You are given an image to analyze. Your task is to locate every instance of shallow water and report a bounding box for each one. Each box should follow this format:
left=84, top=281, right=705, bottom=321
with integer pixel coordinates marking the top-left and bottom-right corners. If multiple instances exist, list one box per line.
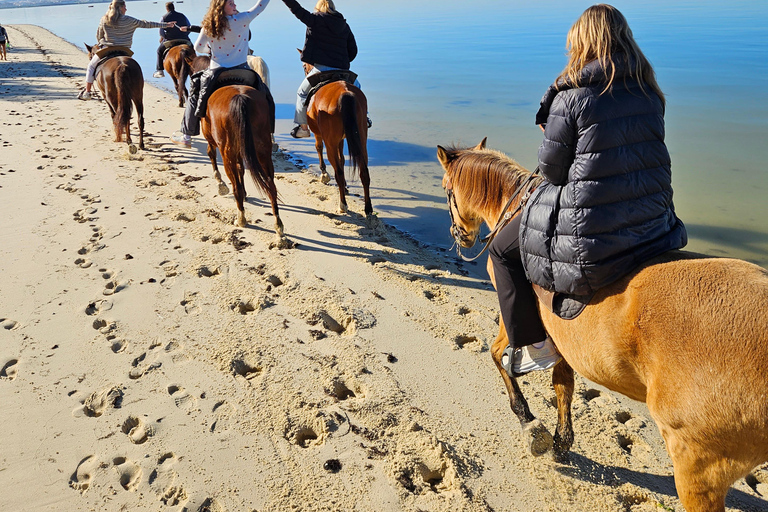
left=3, top=0, right=768, bottom=266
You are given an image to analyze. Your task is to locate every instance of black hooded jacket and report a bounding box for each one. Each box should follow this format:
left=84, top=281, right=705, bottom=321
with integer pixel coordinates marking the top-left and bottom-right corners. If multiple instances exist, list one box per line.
left=282, top=0, right=357, bottom=69
left=519, top=55, right=687, bottom=295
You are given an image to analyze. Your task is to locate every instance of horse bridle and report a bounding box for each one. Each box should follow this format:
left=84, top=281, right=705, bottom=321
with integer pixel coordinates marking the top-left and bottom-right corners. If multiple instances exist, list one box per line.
left=446, top=168, right=541, bottom=262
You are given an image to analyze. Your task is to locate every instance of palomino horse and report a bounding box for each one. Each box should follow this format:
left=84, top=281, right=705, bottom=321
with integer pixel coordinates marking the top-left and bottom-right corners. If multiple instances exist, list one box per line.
left=163, top=43, right=195, bottom=107
left=301, top=61, right=372, bottom=218
left=201, top=76, right=285, bottom=244
left=437, top=138, right=768, bottom=512
left=85, top=44, right=144, bottom=150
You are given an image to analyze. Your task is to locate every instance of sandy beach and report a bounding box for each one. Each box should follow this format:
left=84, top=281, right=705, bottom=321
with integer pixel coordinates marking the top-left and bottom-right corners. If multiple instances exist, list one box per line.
left=1, top=25, right=766, bottom=512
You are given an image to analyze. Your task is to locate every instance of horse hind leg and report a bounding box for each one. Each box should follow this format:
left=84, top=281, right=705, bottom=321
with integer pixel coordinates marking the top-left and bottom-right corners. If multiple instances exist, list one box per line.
left=326, top=139, right=348, bottom=214
left=490, top=323, right=553, bottom=456
left=207, top=144, right=229, bottom=196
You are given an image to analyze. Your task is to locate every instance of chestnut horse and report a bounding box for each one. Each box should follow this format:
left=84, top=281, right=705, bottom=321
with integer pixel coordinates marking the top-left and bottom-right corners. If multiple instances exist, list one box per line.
left=201, top=80, right=285, bottom=244
left=85, top=44, right=144, bottom=150
left=437, top=138, right=768, bottom=512
left=302, top=61, right=372, bottom=218
left=163, top=43, right=195, bottom=107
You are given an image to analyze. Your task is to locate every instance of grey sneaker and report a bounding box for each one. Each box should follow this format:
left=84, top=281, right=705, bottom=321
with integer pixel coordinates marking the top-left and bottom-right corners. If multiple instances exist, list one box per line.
left=77, top=89, right=92, bottom=100
left=170, top=131, right=191, bottom=148
left=290, top=125, right=310, bottom=138
left=153, top=70, right=165, bottom=78
left=501, top=337, right=562, bottom=376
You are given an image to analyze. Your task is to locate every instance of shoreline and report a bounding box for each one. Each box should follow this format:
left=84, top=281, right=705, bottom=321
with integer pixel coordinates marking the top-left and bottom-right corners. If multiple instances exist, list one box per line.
left=2, top=24, right=767, bottom=512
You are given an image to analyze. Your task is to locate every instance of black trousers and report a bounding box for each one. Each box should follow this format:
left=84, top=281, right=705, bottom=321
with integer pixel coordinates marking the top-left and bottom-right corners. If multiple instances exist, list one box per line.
left=488, top=215, right=547, bottom=349
left=156, top=43, right=166, bottom=72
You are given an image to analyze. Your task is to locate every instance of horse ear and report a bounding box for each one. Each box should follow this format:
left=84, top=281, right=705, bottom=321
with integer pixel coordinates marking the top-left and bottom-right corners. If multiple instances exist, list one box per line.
left=85, top=43, right=92, bottom=52
left=475, top=137, right=487, bottom=150
left=437, top=145, right=451, bottom=168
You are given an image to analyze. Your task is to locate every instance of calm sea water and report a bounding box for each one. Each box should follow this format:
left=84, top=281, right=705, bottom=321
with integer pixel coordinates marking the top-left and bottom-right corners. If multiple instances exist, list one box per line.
left=3, top=0, right=768, bottom=266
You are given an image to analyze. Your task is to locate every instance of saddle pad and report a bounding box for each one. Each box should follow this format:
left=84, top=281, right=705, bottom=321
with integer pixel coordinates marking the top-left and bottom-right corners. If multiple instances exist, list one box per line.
left=163, top=39, right=192, bottom=49
left=216, top=68, right=259, bottom=88
left=532, top=284, right=593, bottom=320
left=95, top=46, right=133, bottom=59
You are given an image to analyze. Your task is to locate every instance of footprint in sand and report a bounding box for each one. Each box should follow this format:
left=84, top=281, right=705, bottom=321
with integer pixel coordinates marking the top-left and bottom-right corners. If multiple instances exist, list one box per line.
left=113, top=456, right=143, bottom=492
left=197, top=497, right=225, bottom=512
left=148, top=452, right=189, bottom=506
left=1, top=359, right=19, bottom=380
left=76, top=385, right=123, bottom=418
left=210, top=401, right=237, bottom=433
left=180, top=291, right=200, bottom=315
left=0, top=318, right=19, bottom=330
left=122, top=415, right=153, bottom=444
left=85, top=299, right=112, bottom=316
left=129, top=352, right=162, bottom=380
left=69, top=455, right=99, bottom=494
left=74, top=257, right=92, bottom=269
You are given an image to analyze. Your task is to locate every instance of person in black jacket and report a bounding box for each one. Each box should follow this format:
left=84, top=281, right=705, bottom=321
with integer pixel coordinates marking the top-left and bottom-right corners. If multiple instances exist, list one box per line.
left=491, top=4, right=687, bottom=376
left=153, top=2, right=191, bottom=78
left=281, top=0, right=364, bottom=138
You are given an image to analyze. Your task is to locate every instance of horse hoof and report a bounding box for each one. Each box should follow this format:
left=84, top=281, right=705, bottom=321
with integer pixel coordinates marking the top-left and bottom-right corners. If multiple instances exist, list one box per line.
left=320, top=172, right=331, bottom=185
left=218, top=183, right=230, bottom=196
left=524, top=419, right=553, bottom=457
left=235, top=214, right=247, bottom=227
left=269, top=236, right=294, bottom=250
left=127, top=144, right=138, bottom=155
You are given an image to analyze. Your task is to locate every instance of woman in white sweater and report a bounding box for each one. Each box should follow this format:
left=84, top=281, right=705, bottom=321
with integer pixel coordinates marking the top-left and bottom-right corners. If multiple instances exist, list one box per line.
left=78, top=0, right=175, bottom=100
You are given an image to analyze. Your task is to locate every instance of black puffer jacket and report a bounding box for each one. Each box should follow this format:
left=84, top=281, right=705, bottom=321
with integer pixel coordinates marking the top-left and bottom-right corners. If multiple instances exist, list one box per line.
left=282, top=0, right=357, bottom=69
left=520, top=56, right=687, bottom=295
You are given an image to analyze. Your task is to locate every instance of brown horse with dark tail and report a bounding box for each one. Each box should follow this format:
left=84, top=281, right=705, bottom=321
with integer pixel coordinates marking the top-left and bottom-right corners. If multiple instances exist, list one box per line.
left=85, top=44, right=145, bottom=150
left=438, top=138, right=768, bottom=512
left=163, top=43, right=195, bottom=107
left=302, top=59, right=372, bottom=219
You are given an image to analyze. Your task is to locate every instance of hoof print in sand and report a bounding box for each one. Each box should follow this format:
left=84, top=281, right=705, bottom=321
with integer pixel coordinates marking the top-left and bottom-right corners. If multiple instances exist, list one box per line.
left=197, top=497, right=225, bottom=512
left=167, top=384, right=196, bottom=409
left=0, top=318, right=19, bottom=330
left=1, top=359, right=19, bottom=380
left=230, top=358, right=262, bottom=381
left=122, top=415, right=153, bottom=444
left=79, top=385, right=123, bottom=418
left=113, top=456, right=142, bottom=492
left=453, top=334, right=485, bottom=352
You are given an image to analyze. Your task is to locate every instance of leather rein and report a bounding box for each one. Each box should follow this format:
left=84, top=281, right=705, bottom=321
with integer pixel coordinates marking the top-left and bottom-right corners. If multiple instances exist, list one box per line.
left=446, top=168, right=541, bottom=262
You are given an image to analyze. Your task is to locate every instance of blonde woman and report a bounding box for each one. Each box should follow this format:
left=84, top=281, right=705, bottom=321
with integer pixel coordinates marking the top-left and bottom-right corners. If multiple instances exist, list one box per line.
left=281, top=0, right=366, bottom=138
left=491, top=4, right=687, bottom=375
left=170, top=0, right=271, bottom=147
left=78, top=0, right=175, bottom=99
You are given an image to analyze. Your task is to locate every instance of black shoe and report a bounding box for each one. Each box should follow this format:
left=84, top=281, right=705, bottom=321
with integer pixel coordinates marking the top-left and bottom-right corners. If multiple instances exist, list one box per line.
left=367, top=116, right=372, bottom=128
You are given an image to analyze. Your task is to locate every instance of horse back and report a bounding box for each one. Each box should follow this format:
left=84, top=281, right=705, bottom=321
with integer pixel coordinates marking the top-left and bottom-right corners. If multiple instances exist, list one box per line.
left=543, top=250, right=768, bottom=430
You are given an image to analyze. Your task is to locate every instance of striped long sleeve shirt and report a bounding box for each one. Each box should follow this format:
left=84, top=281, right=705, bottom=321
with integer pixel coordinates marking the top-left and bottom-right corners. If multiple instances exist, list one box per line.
left=96, top=15, right=165, bottom=48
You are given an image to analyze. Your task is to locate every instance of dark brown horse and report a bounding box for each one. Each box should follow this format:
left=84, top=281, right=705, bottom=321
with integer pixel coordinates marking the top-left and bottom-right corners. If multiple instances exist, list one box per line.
left=85, top=44, right=144, bottom=150
left=163, top=43, right=195, bottom=107
left=438, top=138, right=768, bottom=512
left=302, top=61, right=372, bottom=218
left=201, top=80, right=285, bottom=245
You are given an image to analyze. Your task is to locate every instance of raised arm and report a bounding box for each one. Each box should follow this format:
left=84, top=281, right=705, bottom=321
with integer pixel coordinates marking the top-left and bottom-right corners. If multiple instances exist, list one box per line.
left=281, top=0, right=316, bottom=27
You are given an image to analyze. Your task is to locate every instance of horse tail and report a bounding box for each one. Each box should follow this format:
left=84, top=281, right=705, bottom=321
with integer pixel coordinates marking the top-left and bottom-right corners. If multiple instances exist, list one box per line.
left=340, top=92, right=361, bottom=177
left=114, top=62, right=132, bottom=142
left=231, top=93, right=271, bottom=197
left=179, top=46, right=193, bottom=89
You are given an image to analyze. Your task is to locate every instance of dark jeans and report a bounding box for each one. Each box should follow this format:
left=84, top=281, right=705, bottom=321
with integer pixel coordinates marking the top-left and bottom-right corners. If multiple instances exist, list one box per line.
left=489, top=215, right=547, bottom=349
left=156, top=43, right=166, bottom=72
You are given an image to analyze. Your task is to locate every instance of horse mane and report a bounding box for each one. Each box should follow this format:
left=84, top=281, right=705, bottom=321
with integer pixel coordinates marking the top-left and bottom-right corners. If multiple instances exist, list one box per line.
left=443, top=145, right=539, bottom=215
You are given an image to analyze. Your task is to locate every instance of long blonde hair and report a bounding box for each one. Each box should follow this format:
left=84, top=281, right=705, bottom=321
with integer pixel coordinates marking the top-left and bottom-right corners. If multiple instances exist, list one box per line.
left=201, top=0, right=230, bottom=40
left=315, top=0, right=337, bottom=14
left=101, top=0, right=126, bottom=27
left=558, top=4, right=664, bottom=105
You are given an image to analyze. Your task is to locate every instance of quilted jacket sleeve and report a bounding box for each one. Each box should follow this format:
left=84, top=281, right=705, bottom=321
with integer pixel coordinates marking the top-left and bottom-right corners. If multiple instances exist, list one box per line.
left=537, top=92, right=577, bottom=186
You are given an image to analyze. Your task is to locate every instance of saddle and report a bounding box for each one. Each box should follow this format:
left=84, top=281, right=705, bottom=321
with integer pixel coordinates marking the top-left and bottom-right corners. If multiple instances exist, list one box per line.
left=193, top=67, right=275, bottom=133
left=93, top=46, right=133, bottom=77
left=304, top=70, right=358, bottom=107
left=532, top=284, right=593, bottom=320
left=161, top=39, right=192, bottom=61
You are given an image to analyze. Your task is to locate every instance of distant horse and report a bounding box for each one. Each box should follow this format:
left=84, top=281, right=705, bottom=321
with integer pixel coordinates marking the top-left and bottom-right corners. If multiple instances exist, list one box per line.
left=163, top=43, right=196, bottom=107
left=301, top=60, right=372, bottom=218
left=201, top=73, right=285, bottom=244
left=191, top=54, right=270, bottom=87
left=85, top=44, right=144, bottom=150
left=438, top=138, right=768, bottom=512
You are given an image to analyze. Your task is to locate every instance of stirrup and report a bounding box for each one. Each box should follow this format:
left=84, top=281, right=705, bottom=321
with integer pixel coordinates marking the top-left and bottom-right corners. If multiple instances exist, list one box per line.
left=501, top=344, right=517, bottom=378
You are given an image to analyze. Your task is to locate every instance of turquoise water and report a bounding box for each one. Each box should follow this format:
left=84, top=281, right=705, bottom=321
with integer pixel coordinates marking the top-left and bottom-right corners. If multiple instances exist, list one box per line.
left=3, top=0, right=768, bottom=266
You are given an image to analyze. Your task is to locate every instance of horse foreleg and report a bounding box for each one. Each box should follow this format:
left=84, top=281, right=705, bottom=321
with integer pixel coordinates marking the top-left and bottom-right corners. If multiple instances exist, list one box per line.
left=551, top=359, right=574, bottom=460
left=359, top=163, right=373, bottom=219
left=314, top=134, right=330, bottom=185
left=327, top=141, right=347, bottom=214
left=207, top=144, right=229, bottom=196
left=662, top=433, right=730, bottom=512
left=135, top=97, right=144, bottom=151
left=490, top=322, right=553, bottom=456
left=223, top=154, right=247, bottom=227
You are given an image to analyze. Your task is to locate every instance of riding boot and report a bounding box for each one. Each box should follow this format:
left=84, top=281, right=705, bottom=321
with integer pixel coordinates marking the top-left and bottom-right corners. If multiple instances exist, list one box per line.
left=194, top=67, right=224, bottom=118
left=181, top=71, right=203, bottom=136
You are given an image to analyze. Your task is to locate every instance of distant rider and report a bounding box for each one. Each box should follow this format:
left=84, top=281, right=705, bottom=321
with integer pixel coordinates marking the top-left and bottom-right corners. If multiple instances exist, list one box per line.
left=153, top=1, right=191, bottom=78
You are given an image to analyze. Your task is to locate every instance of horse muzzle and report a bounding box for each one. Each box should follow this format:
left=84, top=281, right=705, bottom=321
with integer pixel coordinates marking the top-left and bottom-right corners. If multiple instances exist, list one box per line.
left=450, top=224, right=478, bottom=248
